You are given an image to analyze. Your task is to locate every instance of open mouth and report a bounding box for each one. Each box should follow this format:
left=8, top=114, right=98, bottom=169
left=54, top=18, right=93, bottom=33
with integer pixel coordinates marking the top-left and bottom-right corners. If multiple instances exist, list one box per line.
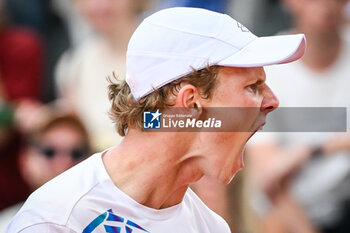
left=246, top=121, right=266, bottom=142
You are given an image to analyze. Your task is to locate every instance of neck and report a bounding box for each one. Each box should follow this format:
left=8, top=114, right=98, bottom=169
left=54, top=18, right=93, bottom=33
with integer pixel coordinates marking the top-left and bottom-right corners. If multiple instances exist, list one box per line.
left=102, top=131, right=204, bottom=209
left=294, top=26, right=342, bottom=72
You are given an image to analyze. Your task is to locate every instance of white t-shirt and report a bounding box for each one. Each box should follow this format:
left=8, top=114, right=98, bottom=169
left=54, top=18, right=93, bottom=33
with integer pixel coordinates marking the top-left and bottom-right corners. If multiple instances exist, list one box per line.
left=250, top=38, right=350, bottom=227
left=0, top=203, right=23, bottom=233
left=6, top=152, right=230, bottom=233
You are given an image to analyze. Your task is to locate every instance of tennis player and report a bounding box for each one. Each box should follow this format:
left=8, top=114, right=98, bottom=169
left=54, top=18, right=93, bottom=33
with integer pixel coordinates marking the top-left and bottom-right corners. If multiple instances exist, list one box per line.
left=7, top=7, right=305, bottom=233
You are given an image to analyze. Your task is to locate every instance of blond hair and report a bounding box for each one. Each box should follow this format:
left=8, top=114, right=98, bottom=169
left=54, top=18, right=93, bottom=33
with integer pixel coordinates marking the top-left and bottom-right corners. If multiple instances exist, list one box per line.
left=108, top=66, right=219, bottom=136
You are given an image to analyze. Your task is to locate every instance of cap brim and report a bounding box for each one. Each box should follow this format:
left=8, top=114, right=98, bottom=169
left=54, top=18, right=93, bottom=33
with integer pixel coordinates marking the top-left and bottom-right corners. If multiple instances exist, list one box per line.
left=218, top=34, right=306, bottom=67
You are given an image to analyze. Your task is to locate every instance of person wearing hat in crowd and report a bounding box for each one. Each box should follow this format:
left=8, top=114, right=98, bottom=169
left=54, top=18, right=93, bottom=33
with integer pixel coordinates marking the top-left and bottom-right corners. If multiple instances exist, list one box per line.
left=6, top=7, right=305, bottom=233
left=0, top=109, right=92, bottom=232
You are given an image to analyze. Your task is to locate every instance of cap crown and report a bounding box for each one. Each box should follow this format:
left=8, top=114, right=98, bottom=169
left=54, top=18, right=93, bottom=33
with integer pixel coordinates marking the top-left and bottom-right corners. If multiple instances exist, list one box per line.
left=126, top=7, right=257, bottom=100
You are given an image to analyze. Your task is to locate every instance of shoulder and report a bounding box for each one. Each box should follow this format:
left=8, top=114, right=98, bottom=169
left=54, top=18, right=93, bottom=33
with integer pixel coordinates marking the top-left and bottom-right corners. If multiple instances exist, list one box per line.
left=6, top=153, right=104, bottom=233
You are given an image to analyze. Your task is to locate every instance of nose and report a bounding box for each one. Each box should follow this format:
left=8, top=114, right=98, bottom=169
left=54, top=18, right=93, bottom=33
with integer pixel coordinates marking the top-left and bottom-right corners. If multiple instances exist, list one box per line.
left=261, top=85, right=279, bottom=114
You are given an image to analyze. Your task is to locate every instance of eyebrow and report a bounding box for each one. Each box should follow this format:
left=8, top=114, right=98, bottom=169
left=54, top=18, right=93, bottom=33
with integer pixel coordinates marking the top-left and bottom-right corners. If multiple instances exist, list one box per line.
left=247, top=75, right=265, bottom=85
left=255, top=79, right=265, bottom=85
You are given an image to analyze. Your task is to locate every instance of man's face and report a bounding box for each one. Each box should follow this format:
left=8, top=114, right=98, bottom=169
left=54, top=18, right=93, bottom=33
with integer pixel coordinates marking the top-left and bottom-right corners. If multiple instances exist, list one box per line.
left=197, top=67, right=278, bottom=183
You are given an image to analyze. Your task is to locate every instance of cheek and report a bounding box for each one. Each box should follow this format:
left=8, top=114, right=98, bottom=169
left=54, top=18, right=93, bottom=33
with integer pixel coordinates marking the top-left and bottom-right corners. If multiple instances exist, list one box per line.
left=219, top=93, right=261, bottom=131
left=207, top=133, right=242, bottom=160
left=220, top=82, right=262, bottom=107
left=240, top=90, right=262, bottom=107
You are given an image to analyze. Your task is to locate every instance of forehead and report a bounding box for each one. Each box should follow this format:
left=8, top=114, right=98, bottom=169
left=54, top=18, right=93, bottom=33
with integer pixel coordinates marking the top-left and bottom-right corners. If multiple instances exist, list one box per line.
left=218, top=66, right=265, bottom=83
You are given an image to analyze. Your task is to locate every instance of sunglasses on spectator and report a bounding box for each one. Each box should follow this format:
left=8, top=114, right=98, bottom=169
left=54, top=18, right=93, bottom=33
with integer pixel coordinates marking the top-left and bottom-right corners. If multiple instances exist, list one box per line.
left=34, top=144, right=90, bottom=160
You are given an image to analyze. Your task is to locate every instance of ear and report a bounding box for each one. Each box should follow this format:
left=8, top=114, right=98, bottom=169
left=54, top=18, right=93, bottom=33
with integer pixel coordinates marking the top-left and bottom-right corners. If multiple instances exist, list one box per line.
left=174, top=83, right=202, bottom=116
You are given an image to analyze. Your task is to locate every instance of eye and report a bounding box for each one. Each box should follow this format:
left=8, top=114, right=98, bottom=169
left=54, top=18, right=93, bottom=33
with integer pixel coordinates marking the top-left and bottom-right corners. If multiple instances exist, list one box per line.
left=246, top=84, right=258, bottom=94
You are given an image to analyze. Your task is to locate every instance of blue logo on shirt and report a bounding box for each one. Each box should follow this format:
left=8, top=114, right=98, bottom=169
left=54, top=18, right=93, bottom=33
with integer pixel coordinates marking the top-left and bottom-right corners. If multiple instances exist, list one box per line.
left=82, top=209, right=149, bottom=233
left=143, top=110, right=161, bottom=129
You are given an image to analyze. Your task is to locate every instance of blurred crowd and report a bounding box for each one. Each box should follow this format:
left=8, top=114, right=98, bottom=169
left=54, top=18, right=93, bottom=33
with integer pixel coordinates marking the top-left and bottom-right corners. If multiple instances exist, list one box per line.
left=1, top=0, right=350, bottom=232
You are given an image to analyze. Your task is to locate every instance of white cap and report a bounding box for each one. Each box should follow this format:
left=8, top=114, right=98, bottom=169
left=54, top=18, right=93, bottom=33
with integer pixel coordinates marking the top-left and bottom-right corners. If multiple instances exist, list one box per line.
left=126, top=7, right=306, bottom=100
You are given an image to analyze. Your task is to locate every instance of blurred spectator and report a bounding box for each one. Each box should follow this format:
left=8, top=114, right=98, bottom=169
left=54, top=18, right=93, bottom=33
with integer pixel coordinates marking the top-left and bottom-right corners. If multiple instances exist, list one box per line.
left=4, top=0, right=70, bottom=102
left=247, top=0, right=350, bottom=232
left=19, top=111, right=92, bottom=189
left=55, top=0, right=150, bottom=150
left=0, top=0, right=44, bottom=212
left=0, top=109, right=92, bottom=232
